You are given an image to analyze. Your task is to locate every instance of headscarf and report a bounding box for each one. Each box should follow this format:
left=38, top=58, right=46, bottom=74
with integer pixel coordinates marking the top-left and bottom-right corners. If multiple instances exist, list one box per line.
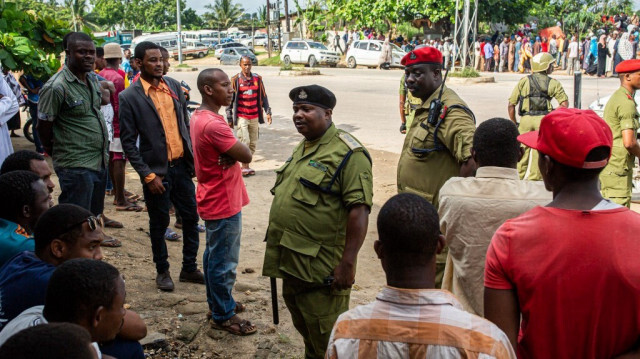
left=619, top=32, right=634, bottom=60
left=598, top=34, right=606, bottom=47
left=589, top=36, right=598, bottom=57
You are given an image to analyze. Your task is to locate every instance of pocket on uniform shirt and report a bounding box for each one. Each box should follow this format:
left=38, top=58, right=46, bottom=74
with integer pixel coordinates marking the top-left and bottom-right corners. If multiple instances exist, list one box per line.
left=409, top=122, right=434, bottom=152
left=64, top=98, right=86, bottom=116
left=291, top=164, right=328, bottom=206
left=279, top=230, right=322, bottom=283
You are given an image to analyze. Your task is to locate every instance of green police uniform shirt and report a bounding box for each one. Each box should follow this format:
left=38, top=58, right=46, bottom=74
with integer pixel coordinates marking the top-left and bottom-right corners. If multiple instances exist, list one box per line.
left=400, top=75, right=423, bottom=130
left=397, top=85, right=475, bottom=209
left=262, top=124, right=373, bottom=284
left=600, top=86, right=640, bottom=202
left=508, top=73, right=568, bottom=116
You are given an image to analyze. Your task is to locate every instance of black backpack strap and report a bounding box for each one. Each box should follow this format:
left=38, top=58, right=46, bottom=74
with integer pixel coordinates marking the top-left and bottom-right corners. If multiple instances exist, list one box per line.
left=299, top=149, right=372, bottom=197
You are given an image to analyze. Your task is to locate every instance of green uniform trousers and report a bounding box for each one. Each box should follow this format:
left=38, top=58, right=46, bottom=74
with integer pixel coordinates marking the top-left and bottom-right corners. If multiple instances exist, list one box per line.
left=600, top=173, right=633, bottom=207
left=518, top=114, right=544, bottom=181
left=283, top=279, right=350, bottom=359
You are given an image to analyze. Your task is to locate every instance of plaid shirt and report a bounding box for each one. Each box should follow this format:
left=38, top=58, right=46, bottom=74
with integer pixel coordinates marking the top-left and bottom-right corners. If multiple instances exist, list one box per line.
left=326, top=287, right=516, bottom=359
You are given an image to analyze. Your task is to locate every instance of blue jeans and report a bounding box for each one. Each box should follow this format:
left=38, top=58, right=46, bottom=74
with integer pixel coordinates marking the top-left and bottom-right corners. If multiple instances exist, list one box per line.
left=204, top=212, right=242, bottom=322
left=28, top=101, right=44, bottom=154
left=141, top=160, right=199, bottom=274
left=56, top=167, right=106, bottom=216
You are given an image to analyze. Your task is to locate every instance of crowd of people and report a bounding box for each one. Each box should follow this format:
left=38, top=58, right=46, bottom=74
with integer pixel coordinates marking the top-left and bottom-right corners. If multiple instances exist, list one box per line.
left=0, top=24, right=639, bottom=359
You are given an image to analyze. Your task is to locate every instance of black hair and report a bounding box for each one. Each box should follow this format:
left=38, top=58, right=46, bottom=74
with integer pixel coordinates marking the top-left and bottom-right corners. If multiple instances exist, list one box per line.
left=65, top=32, right=93, bottom=51
left=0, top=171, right=42, bottom=223
left=197, top=68, right=225, bottom=94
left=0, top=323, right=95, bottom=359
left=240, top=56, right=253, bottom=64
left=0, top=150, right=45, bottom=175
left=159, top=47, right=169, bottom=55
left=545, top=146, right=611, bottom=182
left=377, top=193, right=440, bottom=264
left=44, top=258, right=121, bottom=324
left=33, top=204, right=93, bottom=256
left=106, top=57, right=120, bottom=66
left=96, top=46, right=104, bottom=58
left=134, top=41, right=161, bottom=60
left=473, top=118, right=521, bottom=167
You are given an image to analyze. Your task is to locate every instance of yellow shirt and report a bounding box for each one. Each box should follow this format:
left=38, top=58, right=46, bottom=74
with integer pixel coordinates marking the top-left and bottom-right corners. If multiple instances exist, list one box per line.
left=140, top=77, right=184, bottom=183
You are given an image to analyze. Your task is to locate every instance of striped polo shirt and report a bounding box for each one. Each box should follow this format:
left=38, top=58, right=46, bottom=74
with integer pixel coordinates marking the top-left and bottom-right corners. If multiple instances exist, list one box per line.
left=237, top=74, right=260, bottom=120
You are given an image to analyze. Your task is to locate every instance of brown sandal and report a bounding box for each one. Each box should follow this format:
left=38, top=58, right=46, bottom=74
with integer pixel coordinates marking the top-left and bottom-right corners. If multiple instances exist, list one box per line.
left=210, top=316, right=256, bottom=336
left=206, top=303, right=245, bottom=320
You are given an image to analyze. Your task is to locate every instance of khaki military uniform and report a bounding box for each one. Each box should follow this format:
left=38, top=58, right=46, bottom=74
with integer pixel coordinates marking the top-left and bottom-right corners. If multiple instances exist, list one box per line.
left=600, top=87, right=640, bottom=207
left=509, top=73, right=568, bottom=181
left=263, top=124, right=373, bottom=359
left=400, top=74, right=424, bottom=131
left=397, top=85, right=475, bottom=287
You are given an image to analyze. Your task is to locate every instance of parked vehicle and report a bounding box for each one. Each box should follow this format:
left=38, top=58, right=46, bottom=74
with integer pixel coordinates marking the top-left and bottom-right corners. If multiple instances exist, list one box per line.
left=214, top=42, right=249, bottom=58
left=345, top=40, right=405, bottom=69
left=178, top=41, right=209, bottom=58
left=220, top=47, right=258, bottom=65
left=280, top=40, right=340, bottom=67
left=131, top=33, right=179, bottom=56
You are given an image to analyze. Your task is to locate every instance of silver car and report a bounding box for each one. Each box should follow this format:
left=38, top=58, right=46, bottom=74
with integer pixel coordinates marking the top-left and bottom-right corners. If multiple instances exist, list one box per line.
left=220, top=47, right=258, bottom=65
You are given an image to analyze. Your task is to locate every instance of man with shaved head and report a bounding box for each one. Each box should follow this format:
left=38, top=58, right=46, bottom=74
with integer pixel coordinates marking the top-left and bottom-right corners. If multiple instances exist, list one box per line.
left=190, top=68, right=255, bottom=335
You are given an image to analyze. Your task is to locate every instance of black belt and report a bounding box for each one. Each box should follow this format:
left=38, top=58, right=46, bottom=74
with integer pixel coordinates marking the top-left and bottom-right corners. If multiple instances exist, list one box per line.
left=168, top=157, right=183, bottom=167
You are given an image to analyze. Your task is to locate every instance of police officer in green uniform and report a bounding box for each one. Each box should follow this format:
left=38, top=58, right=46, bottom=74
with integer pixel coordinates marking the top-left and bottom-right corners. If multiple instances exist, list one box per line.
left=508, top=52, right=569, bottom=181
left=600, top=59, right=640, bottom=207
left=262, top=85, right=373, bottom=359
left=399, top=73, right=423, bottom=133
left=396, top=46, right=476, bottom=288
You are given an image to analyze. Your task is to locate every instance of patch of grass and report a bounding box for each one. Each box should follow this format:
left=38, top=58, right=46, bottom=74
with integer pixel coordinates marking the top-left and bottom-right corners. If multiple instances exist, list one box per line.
left=280, top=64, right=293, bottom=71
left=259, top=55, right=282, bottom=66
left=449, top=67, right=480, bottom=78
left=176, top=63, right=192, bottom=68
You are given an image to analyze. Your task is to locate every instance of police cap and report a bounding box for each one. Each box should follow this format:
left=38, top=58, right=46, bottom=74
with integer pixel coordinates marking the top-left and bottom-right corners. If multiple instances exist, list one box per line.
left=289, top=85, right=337, bottom=109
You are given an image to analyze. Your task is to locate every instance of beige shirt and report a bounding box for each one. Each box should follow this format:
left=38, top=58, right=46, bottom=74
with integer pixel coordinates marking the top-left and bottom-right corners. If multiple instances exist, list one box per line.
left=438, top=166, right=551, bottom=316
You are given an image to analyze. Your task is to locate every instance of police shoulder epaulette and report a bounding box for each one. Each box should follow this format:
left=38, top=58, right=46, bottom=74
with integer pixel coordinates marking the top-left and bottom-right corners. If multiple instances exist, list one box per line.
left=338, top=131, right=362, bottom=150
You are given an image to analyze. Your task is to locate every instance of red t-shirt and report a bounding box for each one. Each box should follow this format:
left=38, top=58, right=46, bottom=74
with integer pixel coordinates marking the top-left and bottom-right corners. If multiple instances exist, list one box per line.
left=485, top=206, right=640, bottom=359
left=98, top=68, right=125, bottom=137
left=189, top=109, right=249, bottom=220
left=541, top=42, right=549, bottom=53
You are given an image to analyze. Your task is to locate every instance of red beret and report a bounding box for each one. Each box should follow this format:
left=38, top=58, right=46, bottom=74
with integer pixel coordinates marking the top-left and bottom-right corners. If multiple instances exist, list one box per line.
left=615, top=59, right=640, bottom=73
left=401, top=46, right=443, bottom=67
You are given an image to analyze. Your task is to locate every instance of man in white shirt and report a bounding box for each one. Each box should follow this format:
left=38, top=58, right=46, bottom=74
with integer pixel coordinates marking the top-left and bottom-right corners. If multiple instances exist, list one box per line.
left=0, top=70, right=19, bottom=166
left=567, top=35, right=580, bottom=75
left=439, top=118, right=551, bottom=315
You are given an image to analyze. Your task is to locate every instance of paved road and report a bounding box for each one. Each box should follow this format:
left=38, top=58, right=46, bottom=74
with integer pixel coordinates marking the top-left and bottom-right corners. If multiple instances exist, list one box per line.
left=172, top=64, right=621, bottom=154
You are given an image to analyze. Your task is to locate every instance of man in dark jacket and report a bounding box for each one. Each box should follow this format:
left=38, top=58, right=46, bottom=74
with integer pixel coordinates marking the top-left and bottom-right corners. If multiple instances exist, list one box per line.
left=226, top=56, right=272, bottom=176
left=119, top=41, right=204, bottom=291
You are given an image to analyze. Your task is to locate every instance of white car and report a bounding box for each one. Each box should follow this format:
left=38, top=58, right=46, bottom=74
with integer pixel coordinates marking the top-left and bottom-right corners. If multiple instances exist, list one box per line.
left=280, top=40, right=340, bottom=67
left=214, top=42, right=247, bottom=58
left=345, top=40, right=406, bottom=69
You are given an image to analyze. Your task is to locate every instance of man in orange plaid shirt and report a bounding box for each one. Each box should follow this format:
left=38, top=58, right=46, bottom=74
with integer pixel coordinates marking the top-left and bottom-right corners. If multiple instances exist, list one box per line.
left=326, top=193, right=515, bottom=359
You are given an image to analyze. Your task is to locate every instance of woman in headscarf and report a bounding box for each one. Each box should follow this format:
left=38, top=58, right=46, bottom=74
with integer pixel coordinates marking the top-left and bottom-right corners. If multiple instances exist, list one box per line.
left=514, top=36, right=522, bottom=72
left=597, top=34, right=610, bottom=77
left=585, top=36, right=598, bottom=75
left=378, top=34, right=392, bottom=70
left=519, top=37, right=533, bottom=73
left=582, top=37, right=591, bottom=70
left=618, top=32, right=634, bottom=63
left=607, top=32, right=617, bottom=76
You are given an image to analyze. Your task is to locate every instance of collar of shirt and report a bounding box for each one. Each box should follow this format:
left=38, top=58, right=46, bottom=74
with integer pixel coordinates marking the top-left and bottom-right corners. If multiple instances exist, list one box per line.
left=301, top=123, right=337, bottom=155
left=61, top=66, right=93, bottom=85
left=376, top=286, right=464, bottom=309
left=240, top=72, right=254, bottom=81
left=475, top=166, right=519, bottom=180
left=140, top=76, right=169, bottom=97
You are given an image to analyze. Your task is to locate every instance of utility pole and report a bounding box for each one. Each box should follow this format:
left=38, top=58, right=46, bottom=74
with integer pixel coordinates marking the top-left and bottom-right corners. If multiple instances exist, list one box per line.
left=266, top=0, right=272, bottom=58
left=277, top=0, right=282, bottom=51
left=176, top=0, right=183, bottom=64
left=284, top=0, right=290, bottom=32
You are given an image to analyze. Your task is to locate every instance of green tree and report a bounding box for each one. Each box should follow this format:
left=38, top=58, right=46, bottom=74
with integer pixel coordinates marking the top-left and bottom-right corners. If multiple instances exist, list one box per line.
left=90, top=0, right=126, bottom=29
left=64, top=0, right=100, bottom=31
left=203, top=0, right=244, bottom=30
left=0, top=2, right=69, bottom=78
left=183, top=8, right=204, bottom=30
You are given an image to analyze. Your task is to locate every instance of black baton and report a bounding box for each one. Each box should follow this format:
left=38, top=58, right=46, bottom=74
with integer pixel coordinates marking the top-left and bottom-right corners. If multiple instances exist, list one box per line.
left=270, top=277, right=279, bottom=325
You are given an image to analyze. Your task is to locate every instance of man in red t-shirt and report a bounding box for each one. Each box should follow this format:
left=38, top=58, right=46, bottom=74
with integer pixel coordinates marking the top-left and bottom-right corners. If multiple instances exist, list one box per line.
left=189, top=68, right=257, bottom=336
left=484, top=108, right=640, bottom=359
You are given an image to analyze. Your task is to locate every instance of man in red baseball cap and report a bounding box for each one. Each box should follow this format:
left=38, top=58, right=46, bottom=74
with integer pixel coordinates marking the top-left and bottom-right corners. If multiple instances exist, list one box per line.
left=485, top=108, right=640, bottom=359
left=396, top=45, right=476, bottom=288
left=599, top=59, right=640, bottom=207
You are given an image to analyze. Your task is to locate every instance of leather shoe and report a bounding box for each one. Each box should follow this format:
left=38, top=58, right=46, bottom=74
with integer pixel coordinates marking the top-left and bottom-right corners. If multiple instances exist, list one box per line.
left=156, top=271, right=175, bottom=291
left=179, top=269, right=205, bottom=284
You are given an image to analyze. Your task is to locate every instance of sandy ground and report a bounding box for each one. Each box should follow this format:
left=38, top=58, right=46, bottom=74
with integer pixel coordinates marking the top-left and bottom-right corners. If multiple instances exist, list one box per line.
left=9, top=61, right=634, bottom=358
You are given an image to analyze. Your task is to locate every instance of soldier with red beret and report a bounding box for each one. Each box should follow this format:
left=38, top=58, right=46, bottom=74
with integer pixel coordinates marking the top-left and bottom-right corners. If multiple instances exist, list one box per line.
left=600, top=59, right=640, bottom=207
left=396, top=46, right=476, bottom=288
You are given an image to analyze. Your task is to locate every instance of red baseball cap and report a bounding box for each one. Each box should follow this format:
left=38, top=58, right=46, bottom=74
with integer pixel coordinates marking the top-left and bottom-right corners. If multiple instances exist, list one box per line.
left=518, top=108, right=613, bottom=169
left=401, top=46, right=443, bottom=67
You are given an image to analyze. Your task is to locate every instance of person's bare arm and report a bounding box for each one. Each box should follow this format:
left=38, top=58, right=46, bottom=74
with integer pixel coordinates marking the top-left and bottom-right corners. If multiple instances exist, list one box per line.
left=399, top=93, right=406, bottom=124
left=459, top=157, right=476, bottom=177
left=558, top=100, right=569, bottom=108
left=219, top=141, right=252, bottom=169
left=622, top=129, right=640, bottom=158
left=508, top=103, right=517, bottom=124
left=333, top=204, right=369, bottom=290
left=118, top=310, right=147, bottom=341
left=485, top=288, right=520, bottom=350
left=38, top=120, right=54, bottom=155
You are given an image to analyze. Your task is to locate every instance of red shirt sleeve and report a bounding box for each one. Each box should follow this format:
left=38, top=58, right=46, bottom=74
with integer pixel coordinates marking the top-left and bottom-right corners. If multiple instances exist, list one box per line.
left=204, top=117, right=237, bottom=154
left=484, top=222, right=514, bottom=290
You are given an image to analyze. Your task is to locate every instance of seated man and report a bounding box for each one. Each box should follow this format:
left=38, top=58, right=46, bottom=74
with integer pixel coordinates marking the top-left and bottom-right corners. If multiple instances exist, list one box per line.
left=0, top=150, right=56, bottom=196
left=0, top=203, right=146, bottom=355
left=326, top=193, right=515, bottom=359
left=485, top=108, right=640, bottom=358
left=0, top=170, right=52, bottom=266
left=0, top=322, right=97, bottom=359
left=439, top=118, right=551, bottom=315
left=0, top=259, right=142, bottom=359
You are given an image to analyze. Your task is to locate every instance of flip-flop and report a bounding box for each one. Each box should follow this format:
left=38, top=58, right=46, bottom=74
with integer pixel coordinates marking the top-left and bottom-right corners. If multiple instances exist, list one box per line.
left=115, top=203, right=143, bottom=212
left=164, top=228, right=181, bottom=241
left=247, top=169, right=256, bottom=176
left=104, top=219, right=124, bottom=229
left=101, top=235, right=122, bottom=247
left=210, top=317, right=256, bottom=336
left=241, top=168, right=251, bottom=177
left=206, top=303, right=245, bottom=321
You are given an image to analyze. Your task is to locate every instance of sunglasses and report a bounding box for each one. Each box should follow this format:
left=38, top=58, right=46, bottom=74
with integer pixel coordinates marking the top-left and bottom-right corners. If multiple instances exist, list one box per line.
left=59, top=216, right=104, bottom=236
